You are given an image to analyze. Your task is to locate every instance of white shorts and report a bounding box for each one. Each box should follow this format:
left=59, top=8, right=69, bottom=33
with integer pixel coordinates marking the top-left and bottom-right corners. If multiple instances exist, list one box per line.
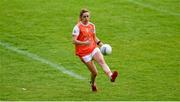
left=82, top=47, right=100, bottom=63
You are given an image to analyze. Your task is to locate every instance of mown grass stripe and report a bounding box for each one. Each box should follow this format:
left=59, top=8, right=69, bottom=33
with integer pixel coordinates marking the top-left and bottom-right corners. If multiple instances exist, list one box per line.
left=0, top=40, right=85, bottom=80
left=128, top=0, right=180, bottom=16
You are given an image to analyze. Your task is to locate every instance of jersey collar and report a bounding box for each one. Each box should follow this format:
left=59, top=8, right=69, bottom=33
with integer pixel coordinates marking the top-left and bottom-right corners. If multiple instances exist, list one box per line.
left=80, top=21, right=89, bottom=26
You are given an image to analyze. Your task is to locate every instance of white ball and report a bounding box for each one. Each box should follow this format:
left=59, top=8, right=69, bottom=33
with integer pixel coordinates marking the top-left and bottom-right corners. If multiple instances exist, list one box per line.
left=100, top=44, right=112, bottom=55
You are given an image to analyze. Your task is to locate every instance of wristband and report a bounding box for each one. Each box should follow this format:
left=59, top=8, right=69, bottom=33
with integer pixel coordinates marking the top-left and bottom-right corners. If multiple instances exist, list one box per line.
left=97, top=41, right=101, bottom=45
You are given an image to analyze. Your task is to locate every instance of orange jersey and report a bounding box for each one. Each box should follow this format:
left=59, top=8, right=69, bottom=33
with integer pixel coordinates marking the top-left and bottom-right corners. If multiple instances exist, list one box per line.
left=72, top=22, right=97, bottom=57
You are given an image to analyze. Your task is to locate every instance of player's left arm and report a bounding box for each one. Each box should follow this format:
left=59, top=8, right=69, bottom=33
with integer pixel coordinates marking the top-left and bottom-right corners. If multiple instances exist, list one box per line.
left=93, top=24, right=103, bottom=47
left=95, top=35, right=103, bottom=47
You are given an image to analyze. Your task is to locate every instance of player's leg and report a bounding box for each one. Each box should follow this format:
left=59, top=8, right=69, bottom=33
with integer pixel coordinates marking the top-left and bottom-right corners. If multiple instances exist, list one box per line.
left=93, top=50, right=118, bottom=82
left=82, top=60, right=98, bottom=91
left=93, top=51, right=112, bottom=77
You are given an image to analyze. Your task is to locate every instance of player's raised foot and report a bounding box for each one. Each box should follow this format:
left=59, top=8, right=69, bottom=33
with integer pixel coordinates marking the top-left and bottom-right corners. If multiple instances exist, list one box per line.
left=111, top=71, right=118, bottom=82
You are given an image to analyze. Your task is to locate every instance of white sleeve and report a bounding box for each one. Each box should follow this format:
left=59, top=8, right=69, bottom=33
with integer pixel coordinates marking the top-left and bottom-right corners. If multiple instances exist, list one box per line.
left=72, top=25, right=79, bottom=36
left=94, top=25, right=96, bottom=34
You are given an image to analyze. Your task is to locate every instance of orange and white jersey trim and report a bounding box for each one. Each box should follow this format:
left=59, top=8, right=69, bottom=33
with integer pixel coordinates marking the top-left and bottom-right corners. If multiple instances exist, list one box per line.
left=72, top=22, right=97, bottom=57
left=72, top=22, right=96, bottom=36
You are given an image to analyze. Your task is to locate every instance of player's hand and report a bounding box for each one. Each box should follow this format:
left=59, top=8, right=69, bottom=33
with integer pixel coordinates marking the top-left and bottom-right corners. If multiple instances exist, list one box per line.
left=84, top=40, right=90, bottom=45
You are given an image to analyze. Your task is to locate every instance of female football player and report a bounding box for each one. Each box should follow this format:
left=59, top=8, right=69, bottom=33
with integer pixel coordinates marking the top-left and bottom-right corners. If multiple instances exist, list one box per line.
left=72, top=9, right=118, bottom=92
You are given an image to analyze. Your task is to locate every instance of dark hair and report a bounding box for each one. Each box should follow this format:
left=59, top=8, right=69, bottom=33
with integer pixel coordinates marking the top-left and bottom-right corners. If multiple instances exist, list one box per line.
left=79, top=9, right=89, bottom=21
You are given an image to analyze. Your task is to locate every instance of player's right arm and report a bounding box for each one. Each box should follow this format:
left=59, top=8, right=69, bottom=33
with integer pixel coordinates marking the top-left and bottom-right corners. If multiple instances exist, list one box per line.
left=72, top=35, right=90, bottom=45
left=72, top=25, right=90, bottom=45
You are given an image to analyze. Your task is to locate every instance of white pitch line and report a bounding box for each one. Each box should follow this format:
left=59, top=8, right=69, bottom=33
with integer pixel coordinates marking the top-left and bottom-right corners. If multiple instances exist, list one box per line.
left=128, top=0, right=180, bottom=16
left=0, top=40, right=85, bottom=80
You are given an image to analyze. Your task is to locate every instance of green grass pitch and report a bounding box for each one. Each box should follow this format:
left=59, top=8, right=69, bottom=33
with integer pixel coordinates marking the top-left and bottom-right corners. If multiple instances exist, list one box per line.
left=0, top=0, right=179, bottom=101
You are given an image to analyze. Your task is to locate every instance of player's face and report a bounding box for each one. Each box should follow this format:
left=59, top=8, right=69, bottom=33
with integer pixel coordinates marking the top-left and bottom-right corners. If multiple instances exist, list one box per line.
left=82, top=12, right=90, bottom=22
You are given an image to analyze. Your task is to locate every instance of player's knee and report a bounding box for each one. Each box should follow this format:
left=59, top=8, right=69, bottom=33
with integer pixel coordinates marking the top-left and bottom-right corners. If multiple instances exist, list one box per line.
left=98, top=59, right=105, bottom=66
left=92, top=71, right=98, bottom=77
